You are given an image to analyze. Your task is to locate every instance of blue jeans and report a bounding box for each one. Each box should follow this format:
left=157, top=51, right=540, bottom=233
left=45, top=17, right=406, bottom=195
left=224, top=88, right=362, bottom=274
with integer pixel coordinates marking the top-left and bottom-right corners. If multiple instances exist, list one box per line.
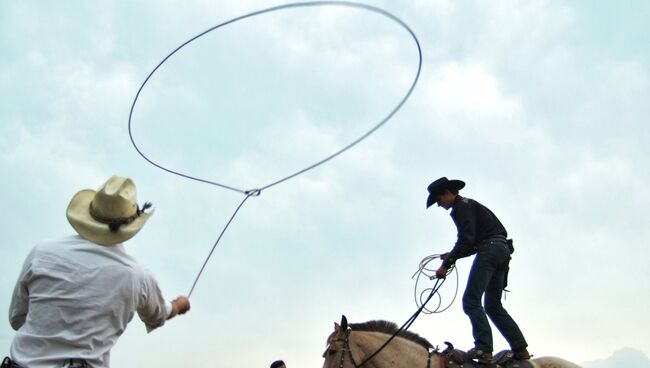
left=462, top=239, right=528, bottom=352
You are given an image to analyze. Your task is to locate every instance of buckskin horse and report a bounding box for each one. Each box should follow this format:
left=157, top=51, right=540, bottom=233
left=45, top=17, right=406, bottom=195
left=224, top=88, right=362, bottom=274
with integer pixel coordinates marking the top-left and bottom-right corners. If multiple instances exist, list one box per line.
left=322, top=316, right=581, bottom=368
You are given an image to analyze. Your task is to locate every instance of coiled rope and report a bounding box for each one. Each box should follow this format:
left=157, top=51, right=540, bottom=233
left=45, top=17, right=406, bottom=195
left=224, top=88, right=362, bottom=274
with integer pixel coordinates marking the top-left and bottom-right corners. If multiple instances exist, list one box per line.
left=412, top=254, right=459, bottom=314
left=127, top=1, right=422, bottom=297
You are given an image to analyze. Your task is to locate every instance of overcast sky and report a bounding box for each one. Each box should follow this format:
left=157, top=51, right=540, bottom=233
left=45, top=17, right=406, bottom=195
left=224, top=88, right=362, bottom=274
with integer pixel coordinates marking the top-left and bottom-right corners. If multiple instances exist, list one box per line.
left=1, top=1, right=649, bottom=367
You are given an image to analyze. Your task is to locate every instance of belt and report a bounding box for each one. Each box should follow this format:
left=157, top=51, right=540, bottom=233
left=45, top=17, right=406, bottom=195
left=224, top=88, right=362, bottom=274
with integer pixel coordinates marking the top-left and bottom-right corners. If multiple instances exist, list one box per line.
left=2, top=357, right=23, bottom=368
left=1, top=357, right=88, bottom=368
left=64, top=359, right=89, bottom=368
left=481, top=235, right=507, bottom=245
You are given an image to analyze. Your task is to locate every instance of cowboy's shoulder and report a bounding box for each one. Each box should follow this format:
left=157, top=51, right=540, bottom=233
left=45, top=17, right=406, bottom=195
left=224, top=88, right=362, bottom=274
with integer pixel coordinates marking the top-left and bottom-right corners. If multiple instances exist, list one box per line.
left=30, top=235, right=84, bottom=253
left=34, top=235, right=141, bottom=268
left=21, top=236, right=88, bottom=270
left=121, top=256, right=160, bottom=284
left=453, top=196, right=475, bottom=209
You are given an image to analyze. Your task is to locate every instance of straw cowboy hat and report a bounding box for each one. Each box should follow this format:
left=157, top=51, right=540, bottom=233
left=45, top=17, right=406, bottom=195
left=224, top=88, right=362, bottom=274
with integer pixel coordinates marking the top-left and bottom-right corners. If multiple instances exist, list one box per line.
left=66, top=175, right=153, bottom=246
left=426, top=177, right=465, bottom=208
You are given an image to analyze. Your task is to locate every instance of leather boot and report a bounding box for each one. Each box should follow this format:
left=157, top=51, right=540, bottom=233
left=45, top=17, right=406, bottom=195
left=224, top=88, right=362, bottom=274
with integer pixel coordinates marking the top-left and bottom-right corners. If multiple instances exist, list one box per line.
left=513, top=348, right=531, bottom=360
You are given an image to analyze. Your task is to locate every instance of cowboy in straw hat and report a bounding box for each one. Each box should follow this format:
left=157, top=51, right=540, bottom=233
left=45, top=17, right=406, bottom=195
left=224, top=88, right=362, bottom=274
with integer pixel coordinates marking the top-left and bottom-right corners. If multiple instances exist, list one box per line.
left=426, top=177, right=530, bottom=364
left=6, top=175, right=190, bottom=368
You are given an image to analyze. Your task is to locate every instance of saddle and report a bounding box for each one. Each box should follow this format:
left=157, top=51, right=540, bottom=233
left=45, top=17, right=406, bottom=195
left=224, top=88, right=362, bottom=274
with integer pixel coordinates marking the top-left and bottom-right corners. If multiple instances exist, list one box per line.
left=441, top=342, right=534, bottom=368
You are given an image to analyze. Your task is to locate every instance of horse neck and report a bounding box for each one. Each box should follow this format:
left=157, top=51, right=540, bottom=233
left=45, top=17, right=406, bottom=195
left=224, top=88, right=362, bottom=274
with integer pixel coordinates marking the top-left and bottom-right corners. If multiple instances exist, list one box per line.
left=350, top=331, right=438, bottom=368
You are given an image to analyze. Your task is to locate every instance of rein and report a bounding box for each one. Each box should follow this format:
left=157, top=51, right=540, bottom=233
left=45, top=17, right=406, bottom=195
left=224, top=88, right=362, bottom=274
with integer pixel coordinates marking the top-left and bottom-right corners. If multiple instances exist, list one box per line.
left=336, top=329, right=443, bottom=368
left=332, top=278, right=446, bottom=368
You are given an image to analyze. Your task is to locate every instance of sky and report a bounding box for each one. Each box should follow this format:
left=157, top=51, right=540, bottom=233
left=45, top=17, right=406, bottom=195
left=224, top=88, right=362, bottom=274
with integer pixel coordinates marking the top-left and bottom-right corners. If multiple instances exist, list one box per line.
left=1, top=1, right=649, bottom=367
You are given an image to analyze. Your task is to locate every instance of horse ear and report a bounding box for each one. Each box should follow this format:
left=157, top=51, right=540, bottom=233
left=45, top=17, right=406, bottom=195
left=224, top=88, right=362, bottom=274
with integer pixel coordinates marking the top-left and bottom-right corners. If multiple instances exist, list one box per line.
left=341, top=315, right=348, bottom=330
left=334, top=322, right=341, bottom=332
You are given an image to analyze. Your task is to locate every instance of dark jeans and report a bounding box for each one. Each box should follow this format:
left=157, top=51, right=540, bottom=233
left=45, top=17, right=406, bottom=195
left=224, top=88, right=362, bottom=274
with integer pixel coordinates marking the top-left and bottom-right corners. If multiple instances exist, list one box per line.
left=462, top=239, right=528, bottom=353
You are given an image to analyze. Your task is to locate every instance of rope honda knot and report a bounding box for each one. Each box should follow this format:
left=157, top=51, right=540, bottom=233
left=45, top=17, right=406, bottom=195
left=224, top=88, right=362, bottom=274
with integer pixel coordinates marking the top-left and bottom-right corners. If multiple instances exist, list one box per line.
left=244, top=188, right=262, bottom=197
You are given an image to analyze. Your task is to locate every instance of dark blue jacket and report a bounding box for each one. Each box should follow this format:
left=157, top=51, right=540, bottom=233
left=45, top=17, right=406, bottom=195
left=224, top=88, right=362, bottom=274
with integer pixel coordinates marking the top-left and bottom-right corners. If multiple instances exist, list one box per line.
left=442, top=195, right=507, bottom=268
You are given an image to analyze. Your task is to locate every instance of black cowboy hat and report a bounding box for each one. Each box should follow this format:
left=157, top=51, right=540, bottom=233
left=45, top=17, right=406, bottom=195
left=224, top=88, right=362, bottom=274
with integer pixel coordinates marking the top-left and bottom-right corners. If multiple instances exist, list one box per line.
left=426, top=177, right=465, bottom=208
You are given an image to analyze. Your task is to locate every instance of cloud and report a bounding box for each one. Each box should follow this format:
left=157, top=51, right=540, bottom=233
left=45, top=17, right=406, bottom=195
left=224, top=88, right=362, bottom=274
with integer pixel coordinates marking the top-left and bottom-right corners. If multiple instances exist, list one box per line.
left=0, top=59, right=140, bottom=189
left=2, top=1, right=650, bottom=367
left=582, top=348, right=650, bottom=368
left=417, top=61, right=523, bottom=141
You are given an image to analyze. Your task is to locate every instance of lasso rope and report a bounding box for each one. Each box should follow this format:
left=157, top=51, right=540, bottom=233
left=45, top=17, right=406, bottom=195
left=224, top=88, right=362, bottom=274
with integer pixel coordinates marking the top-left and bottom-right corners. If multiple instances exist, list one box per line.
left=350, top=256, right=457, bottom=368
left=128, top=1, right=422, bottom=297
left=353, top=278, right=447, bottom=368
left=412, top=254, right=459, bottom=314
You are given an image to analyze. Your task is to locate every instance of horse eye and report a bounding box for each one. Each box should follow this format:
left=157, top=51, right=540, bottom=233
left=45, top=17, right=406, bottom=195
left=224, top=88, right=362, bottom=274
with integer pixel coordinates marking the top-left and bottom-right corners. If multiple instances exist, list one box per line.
left=328, top=349, right=337, bottom=356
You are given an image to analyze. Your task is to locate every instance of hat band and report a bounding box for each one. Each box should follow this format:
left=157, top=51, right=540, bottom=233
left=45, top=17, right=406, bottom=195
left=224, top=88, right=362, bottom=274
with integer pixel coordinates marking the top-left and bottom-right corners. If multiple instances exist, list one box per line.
left=89, top=201, right=152, bottom=231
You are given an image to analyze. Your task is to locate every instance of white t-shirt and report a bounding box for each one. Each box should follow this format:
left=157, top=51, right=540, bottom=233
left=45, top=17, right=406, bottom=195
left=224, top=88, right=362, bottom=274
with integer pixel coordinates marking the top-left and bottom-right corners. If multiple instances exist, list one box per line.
left=9, top=235, right=173, bottom=367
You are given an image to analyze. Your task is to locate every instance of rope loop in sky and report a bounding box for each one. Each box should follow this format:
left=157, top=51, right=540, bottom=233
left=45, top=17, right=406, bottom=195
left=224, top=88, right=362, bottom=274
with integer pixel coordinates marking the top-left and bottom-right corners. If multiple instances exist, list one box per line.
left=127, top=1, right=422, bottom=297
left=128, top=1, right=422, bottom=195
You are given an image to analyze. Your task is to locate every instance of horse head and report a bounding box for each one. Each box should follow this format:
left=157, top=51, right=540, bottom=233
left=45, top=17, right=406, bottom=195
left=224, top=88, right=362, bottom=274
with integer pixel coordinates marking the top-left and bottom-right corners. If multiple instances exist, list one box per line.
left=322, top=315, right=362, bottom=368
left=327, top=315, right=349, bottom=344
left=322, top=316, right=436, bottom=368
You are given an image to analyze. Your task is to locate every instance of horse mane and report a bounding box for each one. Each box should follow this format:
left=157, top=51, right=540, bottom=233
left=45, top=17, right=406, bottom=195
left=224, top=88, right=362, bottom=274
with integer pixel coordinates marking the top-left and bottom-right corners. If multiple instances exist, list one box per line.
left=349, top=320, right=433, bottom=350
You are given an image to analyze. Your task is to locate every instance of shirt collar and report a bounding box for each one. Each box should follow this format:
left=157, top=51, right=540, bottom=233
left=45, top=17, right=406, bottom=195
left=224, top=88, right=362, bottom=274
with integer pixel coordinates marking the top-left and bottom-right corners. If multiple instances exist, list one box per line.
left=453, top=194, right=463, bottom=205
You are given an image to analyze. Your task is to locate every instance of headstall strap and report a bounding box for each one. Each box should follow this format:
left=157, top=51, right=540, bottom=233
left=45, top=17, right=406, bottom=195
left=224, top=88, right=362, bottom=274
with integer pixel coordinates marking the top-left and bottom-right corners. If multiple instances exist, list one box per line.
left=339, top=329, right=359, bottom=368
left=338, top=329, right=360, bottom=368
left=337, top=331, right=348, bottom=368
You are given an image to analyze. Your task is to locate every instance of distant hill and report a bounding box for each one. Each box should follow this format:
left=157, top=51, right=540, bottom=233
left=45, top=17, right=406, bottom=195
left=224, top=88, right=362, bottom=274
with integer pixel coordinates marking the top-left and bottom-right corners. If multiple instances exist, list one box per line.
left=582, top=348, right=650, bottom=368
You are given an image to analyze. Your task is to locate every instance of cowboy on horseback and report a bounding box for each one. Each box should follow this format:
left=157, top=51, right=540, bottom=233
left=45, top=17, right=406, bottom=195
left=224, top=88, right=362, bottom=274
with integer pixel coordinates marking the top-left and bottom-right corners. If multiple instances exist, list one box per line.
left=427, top=177, right=530, bottom=364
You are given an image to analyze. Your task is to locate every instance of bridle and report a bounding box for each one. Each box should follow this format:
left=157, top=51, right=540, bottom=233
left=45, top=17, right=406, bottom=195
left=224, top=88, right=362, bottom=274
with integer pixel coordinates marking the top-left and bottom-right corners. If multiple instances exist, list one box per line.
left=340, top=330, right=359, bottom=368
left=326, top=329, right=360, bottom=368
left=326, top=279, right=447, bottom=368
left=326, top=329, right=444, bottom=368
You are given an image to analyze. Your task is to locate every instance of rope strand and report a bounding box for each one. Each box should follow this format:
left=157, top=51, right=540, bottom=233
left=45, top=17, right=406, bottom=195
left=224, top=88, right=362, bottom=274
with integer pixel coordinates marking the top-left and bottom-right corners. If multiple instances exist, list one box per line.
left=187, top=192, right=256, bottom=297
left=128, top=1, right=422, bottom=194
left=353, top=279, right=445, bottom=368
left=127, top=1, right=422, bottom=297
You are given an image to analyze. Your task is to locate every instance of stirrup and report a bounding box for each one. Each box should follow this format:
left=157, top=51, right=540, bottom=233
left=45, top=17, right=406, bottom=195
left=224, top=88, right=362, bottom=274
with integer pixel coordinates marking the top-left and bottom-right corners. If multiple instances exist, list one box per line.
left=467, top=348, right=493, bottom=364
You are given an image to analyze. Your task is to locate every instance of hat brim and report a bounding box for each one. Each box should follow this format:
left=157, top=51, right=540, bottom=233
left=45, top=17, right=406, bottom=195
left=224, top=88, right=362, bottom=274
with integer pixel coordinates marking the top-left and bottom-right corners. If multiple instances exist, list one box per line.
left=426, top=179, right=465, bottom=208
left=426, top=193, right=438, bottom=208
left=66, top=189, right=152, bottom=246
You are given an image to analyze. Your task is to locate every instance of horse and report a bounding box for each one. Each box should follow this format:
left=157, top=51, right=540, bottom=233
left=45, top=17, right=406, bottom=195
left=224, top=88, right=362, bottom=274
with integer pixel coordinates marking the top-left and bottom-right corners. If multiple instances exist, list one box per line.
left=322, top=316, right=581, bottom=368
